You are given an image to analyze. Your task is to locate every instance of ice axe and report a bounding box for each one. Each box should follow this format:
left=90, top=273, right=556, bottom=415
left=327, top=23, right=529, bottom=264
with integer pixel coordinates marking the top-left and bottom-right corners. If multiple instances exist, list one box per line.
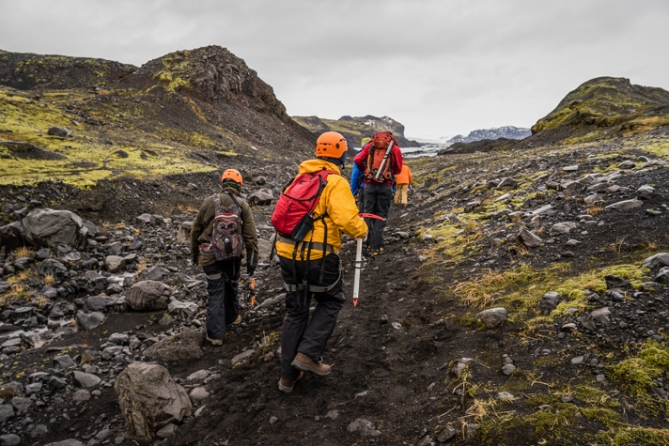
left=353, top=213, right=386, bottom=307
left=374, top=140, right=394, bottom=182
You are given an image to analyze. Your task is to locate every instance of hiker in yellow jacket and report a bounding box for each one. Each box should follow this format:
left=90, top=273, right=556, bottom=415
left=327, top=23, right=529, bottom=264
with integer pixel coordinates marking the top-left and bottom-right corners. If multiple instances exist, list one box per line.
left=274, top=131, right=367, bottom=393
left=394, top=161, right=413, bottom=206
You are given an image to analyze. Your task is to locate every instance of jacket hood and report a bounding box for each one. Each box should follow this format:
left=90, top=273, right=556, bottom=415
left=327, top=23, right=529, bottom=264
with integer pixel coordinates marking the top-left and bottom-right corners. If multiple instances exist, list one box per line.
left=298, top=159, right=342, bottom=175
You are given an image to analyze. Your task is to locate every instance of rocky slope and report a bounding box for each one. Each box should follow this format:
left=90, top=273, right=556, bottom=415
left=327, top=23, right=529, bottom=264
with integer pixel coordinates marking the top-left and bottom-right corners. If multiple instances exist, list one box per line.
left=1, top=73, right=669, bottom=446
left=292, top=114, right=420, bottom=149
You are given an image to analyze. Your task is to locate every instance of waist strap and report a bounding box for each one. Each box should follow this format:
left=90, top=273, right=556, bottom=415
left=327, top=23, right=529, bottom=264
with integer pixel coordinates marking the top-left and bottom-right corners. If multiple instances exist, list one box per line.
left=277, top=234, right=335, bottom=255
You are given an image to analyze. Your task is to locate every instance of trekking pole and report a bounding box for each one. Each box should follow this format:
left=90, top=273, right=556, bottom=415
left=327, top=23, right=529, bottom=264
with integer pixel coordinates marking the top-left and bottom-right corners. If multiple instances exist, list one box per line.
left=353, top=238, right=363, bottom=307
left=374, top=141, right=394, bottom=181
left=246, top=251, right=257, bottom=308
left=353, top=213, right=386, bottom=307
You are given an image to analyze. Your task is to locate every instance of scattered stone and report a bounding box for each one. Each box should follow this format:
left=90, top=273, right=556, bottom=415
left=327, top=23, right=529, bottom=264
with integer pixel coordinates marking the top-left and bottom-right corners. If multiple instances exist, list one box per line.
left=47, top=126, right=73, bottom=137
left=0, top=404, right=15, bottom=423
left=476, top=307, right=508, bottom=328
left=517, top=228, right=543, bottom=248
left=231, top=349, right=254, bottom=365
left=11, top=396, right=32, bottom=412
left=538, top=291, right=560, bottom=313
left=189, top=386, right=209, bottom=404
left=563, top=165, right=579, bottom=172
left=53, top=354, right=76, bottom=369
left=72, top=389, right=91, bottom=401
left=502, top=364, right=516, bottom=376
left=346, top=418, right=382, bottom=437
left=617, top=160, right=635, bottom=169
left=571, top=356, right=584, bottom=365
left=605, top=199, right=643, bottom=211
left=637, top=185, right=655, bottom=199
left=115, top=362, right=192, bottom=438
left=77, top=311, right=106, bottom=330
left=187, top=370, right=210, bottom=382
left=143, top=329, right=204, bottom=362
left=73, top=371, right=101, bottom=388
left=156, top=423, right=177, bottom=439
left=0, top=434, right=21, bottom=446
left=605, top=274, right=629, bottom=289
left=643, top=253, right=669, bottom=270
left=497, top=391, right=514, bottom=400
left=437, top=424, right=457, bottom=443
left=549, top=222, right=577, bottom=236
left=105, top=255, right=126, bottom=273
left=126, top=280, right=172, bottom=311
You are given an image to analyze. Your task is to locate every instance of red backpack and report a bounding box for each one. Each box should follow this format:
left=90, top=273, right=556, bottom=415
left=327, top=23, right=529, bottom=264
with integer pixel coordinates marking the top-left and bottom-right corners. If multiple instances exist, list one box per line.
left=271, top=169, right=336, bottom=241
left=364, top=131, right=396, bottom=182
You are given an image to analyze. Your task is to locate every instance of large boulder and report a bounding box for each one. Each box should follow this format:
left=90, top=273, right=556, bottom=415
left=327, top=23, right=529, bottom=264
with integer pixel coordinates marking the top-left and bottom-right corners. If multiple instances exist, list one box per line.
left=21, top=209, right=87, bottom=249
left=115, top=362, right=192, bottom=438
left=143, top=329, right=204, bottom=362
left=126, top=281, right=171, bottom=311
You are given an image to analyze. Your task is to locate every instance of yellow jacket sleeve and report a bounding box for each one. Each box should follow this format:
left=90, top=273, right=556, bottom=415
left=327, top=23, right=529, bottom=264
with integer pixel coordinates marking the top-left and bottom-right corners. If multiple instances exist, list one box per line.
left=325, top=176, right=368, bottom=239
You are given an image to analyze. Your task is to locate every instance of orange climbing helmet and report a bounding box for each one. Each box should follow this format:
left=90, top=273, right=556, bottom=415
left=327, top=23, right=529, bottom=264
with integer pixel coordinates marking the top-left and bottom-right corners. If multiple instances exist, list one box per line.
left=221, top=168, right=243, bottom=185
left=315, top=131, right=347, bottom=159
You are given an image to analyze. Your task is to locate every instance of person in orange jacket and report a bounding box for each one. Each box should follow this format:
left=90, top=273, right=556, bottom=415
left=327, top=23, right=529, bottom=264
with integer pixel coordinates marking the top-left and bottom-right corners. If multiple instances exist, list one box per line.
left=394, top=161, right=412, bottom=206
left=274, top=131, right=368, bottom=393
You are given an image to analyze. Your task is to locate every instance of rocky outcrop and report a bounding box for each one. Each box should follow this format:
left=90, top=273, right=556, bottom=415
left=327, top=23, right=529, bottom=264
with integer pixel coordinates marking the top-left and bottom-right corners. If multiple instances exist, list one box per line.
left=115, top=362, right=192, bottom=438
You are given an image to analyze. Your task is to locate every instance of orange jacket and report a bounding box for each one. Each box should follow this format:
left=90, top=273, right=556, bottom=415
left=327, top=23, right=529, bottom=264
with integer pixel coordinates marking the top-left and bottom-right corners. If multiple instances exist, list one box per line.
left=395, top=163, right=412, bottom=185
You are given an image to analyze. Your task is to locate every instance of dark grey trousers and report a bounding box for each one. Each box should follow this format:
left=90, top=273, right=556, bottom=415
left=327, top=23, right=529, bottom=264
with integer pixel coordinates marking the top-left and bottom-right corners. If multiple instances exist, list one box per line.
left=279, top=254, right=345, bottom=380
left=203, top=259, right=241, bottom=340
left=362, top=182, right=393, bottom=250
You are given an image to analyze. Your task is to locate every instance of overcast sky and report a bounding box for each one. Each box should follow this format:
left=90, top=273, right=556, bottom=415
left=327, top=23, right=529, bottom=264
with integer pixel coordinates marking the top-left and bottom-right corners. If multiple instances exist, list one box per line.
left=1, top=0, right=668, bottom=139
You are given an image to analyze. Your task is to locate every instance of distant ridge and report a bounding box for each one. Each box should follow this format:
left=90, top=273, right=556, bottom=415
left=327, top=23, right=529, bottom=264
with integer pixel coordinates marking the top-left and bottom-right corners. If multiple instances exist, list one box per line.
left=292, top=115, right=420, bottom=149
left=447, top=126, right=530, bottom=144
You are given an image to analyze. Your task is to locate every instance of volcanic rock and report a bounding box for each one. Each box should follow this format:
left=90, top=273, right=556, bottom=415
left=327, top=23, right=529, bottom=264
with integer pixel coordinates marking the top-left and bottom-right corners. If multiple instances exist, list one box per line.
left=115, top=362, right=192, bottom=438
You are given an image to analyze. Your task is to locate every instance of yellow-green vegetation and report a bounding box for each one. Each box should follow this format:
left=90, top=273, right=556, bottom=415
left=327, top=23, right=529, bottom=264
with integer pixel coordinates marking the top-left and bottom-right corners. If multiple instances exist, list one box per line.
left=590, top=427, right=669, bottom=446
left=0, top=86, right=218, bottom=187
left=453, top=260, right=649, bottom=313
left=608, top=340, right=669, bottom=415
left=152, top=51, right=192, bottom=92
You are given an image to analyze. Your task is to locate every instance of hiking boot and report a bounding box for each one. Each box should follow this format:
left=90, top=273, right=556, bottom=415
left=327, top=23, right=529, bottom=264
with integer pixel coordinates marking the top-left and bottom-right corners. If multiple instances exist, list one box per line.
left=206, top=334, right=223, bottom=346
left=278, top=371, right=304, bottom=393
left=231, top=315, right=242, bottom=325
left=291, top=352, right=331, bottom=376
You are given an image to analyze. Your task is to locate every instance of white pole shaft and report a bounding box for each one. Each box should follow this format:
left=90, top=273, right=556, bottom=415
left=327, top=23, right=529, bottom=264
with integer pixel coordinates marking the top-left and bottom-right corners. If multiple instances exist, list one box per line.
left=353, top=238, right=363, bottom=301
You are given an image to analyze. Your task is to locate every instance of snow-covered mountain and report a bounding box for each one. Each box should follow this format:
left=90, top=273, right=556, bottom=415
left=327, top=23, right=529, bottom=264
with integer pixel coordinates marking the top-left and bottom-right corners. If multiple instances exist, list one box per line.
left=447, top=126, right=531, bottom=144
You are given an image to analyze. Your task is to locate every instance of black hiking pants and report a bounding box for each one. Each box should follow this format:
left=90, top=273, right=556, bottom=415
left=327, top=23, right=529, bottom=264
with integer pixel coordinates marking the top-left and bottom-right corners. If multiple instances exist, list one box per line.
left=279, top=254, right=344, bottom=381
left=362, top=182, right=393, bottom=250
left=203, top=258, right=241, bottom=340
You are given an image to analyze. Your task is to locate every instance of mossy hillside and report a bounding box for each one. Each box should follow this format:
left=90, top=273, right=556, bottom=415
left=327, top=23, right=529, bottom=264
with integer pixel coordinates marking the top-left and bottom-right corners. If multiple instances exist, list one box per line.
left=0, top=86, right=218, bottom=187
left=531, top=77, right=669, bottom=143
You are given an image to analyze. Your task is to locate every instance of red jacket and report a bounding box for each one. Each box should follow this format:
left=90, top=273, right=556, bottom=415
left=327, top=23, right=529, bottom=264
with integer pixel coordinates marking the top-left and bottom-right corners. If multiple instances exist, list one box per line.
left=354, top=141, right=403, bottom=185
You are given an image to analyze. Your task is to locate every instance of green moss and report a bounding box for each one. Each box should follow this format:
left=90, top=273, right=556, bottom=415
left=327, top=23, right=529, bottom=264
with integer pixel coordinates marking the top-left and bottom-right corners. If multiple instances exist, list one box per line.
left=580, top=407, right=622, bottom=427
left=590, top=427, right=669, bottom=446
left=575, top=385, right=620, bottom=408
left=608, top=340, right=669, bottom=415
